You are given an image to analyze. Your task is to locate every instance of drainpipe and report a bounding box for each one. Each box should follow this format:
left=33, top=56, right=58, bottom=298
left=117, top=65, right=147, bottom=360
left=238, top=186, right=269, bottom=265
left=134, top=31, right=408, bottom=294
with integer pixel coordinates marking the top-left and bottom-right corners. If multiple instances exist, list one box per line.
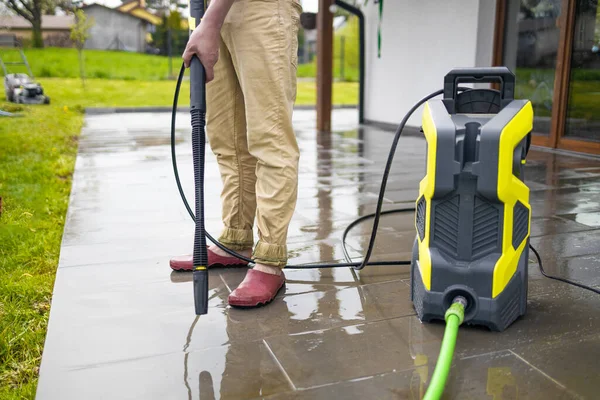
left=334, top=0, right=365, bottom=124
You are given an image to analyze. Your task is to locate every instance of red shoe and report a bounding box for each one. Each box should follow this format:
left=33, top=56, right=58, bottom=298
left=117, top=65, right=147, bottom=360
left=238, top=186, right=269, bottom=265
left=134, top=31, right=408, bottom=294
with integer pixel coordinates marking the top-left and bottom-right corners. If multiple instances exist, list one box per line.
left=169, top=248, right=249, bottom=271
left=228, top=269, right=285, bottom=307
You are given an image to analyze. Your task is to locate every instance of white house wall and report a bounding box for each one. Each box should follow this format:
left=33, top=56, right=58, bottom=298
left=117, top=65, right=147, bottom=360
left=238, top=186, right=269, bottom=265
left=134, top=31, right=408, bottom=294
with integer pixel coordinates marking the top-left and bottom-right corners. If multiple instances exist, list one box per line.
left=361, top=0, right=497, bottom=127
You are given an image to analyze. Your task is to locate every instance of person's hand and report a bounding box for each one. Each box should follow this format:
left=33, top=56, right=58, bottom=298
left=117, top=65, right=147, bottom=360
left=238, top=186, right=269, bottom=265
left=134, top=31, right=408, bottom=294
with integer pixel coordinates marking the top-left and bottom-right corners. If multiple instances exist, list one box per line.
left=182, top=20, right=220, bottom=82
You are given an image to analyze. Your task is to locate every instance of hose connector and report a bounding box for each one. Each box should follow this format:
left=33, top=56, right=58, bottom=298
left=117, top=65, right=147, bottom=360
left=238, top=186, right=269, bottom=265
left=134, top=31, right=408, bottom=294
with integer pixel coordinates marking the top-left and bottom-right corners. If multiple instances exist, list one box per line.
left=445, top=296, right=466, bottom=325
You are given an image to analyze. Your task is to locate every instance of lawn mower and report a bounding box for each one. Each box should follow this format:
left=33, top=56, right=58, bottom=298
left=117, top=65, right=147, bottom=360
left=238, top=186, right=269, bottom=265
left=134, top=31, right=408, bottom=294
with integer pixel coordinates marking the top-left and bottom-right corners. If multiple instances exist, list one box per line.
left=1, top=37, right=50, bottom=105
left=3, top=73, right=50, bottom=105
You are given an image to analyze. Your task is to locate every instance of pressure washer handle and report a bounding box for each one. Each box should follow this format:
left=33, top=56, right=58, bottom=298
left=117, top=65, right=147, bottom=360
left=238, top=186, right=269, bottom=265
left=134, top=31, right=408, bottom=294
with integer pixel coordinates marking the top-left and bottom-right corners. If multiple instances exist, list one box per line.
left=443, top=66, right=515, bottom=101
left=189, top=0, right=206, bottom=109
left=189, top=56, right=206, bottom=112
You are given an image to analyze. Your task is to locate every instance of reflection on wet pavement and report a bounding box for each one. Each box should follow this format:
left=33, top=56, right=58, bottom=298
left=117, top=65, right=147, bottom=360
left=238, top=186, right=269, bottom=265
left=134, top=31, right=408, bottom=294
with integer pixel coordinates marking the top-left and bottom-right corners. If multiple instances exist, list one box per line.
left=37, top=110, right=600, bottom=399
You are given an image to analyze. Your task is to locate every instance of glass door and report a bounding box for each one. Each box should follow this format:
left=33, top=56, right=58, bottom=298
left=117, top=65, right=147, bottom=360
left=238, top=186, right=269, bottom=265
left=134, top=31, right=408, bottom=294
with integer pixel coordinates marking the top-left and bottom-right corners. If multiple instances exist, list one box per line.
left=559, top=0, right=600, bottom=152
left=502, top=0, right=564, bottom=141
left=497, top=0, right=600, bottom=155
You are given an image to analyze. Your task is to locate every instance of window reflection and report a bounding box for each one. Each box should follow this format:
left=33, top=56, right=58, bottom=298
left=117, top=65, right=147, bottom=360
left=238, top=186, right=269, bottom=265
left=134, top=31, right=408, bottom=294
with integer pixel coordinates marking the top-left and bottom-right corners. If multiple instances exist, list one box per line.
left=503, top=0, right=562, bottom=135
left=564, top=0, right=600, bottom=142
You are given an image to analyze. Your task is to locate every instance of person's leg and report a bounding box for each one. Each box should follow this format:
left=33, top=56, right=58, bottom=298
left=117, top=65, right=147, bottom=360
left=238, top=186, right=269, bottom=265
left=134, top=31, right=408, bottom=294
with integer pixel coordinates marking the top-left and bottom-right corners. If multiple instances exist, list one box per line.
left=222, top=0, right=302, bottom=305
left=170, top=33, right=257, bottom=271
left=206, top=34, right=258, bottom=258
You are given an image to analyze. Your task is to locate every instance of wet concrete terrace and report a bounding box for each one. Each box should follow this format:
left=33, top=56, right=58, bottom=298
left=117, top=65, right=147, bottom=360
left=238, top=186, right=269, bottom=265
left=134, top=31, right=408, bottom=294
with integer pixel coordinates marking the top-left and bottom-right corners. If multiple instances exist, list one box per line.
left=37, top=109, right=600, bottom=399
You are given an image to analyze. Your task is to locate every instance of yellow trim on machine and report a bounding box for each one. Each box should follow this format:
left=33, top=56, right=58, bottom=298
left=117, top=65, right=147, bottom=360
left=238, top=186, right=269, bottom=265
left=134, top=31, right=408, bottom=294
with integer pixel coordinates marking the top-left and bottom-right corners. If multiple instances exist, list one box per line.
left=492, top=101, right=533, bottom=298
left=416, top=102, right=438, bottom=291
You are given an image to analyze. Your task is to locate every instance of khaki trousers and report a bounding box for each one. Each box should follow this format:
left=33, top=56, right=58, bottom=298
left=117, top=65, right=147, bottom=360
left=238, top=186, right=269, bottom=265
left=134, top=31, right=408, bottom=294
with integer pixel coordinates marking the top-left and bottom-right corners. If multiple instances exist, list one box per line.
left=206, top=0, right=302, bottom=268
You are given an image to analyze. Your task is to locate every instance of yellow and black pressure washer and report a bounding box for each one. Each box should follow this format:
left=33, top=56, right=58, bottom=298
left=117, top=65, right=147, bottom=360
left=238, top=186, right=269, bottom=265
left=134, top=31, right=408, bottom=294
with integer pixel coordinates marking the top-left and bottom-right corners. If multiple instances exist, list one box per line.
left=411, top=67, right=533, bottom=332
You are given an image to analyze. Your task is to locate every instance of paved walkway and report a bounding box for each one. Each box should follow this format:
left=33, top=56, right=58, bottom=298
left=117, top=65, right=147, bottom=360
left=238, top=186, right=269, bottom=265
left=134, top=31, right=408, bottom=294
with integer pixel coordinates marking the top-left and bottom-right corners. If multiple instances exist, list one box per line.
left=37, top=109, right=600, bottom=399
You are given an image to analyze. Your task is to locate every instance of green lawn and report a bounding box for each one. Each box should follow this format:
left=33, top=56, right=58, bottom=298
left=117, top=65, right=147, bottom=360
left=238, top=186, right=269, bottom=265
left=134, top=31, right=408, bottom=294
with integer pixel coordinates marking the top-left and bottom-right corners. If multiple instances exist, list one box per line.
left=1, top=47, right=176, bottom=81
left=0, top=101, right=82, bottom=399
left=0, top=75, right=357, bottom=399
left=36, top=78, right=359, bottom=108
left=1, top=46, right=358, bottom=82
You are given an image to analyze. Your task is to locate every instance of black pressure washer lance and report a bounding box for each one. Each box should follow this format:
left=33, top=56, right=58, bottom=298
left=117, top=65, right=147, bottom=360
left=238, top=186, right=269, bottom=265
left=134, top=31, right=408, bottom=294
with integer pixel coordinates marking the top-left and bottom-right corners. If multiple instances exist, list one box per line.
left=185, top=0, right=210, bottom=315
left=175, top=3, right=599, bottom=397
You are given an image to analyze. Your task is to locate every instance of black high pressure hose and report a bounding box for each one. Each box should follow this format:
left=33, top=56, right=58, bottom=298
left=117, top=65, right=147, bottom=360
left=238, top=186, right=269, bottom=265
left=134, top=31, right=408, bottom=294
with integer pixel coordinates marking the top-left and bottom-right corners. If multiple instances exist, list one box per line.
left=174, top=61, right=600, bottom=303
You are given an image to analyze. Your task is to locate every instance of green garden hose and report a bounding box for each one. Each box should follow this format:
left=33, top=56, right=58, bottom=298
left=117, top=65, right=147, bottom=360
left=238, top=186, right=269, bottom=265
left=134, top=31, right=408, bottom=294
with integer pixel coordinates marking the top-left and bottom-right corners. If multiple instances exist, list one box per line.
left=423, top=298, right=466, bottom=400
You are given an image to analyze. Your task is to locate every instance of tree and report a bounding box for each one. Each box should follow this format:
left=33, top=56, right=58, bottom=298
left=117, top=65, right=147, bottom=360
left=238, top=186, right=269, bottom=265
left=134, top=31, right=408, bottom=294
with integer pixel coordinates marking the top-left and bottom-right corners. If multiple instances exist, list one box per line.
left=5, top=0, right=81, bottom=48
left=69, top=8, right=94, bottom=88
left=6, top=0, right=47, bottom=47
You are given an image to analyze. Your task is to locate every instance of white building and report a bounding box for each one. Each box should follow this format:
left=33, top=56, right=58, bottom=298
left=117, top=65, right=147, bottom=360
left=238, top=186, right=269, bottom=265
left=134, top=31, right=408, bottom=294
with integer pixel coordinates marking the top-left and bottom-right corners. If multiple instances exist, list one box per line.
left=361, top=0, right=496, bottom=128
left=312, top=0, right=600, bottom=156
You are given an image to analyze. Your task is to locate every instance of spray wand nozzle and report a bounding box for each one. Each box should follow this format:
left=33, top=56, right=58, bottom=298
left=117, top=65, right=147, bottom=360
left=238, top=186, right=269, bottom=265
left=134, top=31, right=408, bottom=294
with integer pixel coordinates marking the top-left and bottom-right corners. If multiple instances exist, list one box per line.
left=193, top=267, right=209, bottom=314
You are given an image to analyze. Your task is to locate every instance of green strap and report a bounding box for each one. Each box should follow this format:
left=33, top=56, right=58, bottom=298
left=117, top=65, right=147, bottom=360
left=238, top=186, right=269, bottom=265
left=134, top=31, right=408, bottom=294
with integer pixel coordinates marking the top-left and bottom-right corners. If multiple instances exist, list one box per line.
left=363, top=0, right=383, bottom=58
left=378, top=0, right=383, bottom=58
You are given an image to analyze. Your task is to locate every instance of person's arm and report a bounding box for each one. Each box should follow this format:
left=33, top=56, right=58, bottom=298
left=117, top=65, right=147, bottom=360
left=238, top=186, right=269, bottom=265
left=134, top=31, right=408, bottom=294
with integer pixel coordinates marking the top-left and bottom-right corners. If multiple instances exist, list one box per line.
left=182, top=0, right=236, bottom=82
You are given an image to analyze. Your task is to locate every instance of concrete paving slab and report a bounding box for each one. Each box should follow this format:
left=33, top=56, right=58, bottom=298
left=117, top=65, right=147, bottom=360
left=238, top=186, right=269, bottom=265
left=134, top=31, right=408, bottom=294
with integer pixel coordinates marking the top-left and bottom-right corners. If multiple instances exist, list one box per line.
left=36, top=109, right=600, bottom=399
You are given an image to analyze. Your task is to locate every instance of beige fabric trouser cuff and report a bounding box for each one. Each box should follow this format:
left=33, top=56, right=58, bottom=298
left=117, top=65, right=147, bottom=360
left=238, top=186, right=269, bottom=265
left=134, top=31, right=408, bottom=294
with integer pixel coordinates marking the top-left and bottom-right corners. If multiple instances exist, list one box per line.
left=253, top=241, right=288, bottom=268
left=219, top=228, right=287, bottom=268
left=218, top=229, right=288, bottom=268
left=218, top=228, right=253, bottom=251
